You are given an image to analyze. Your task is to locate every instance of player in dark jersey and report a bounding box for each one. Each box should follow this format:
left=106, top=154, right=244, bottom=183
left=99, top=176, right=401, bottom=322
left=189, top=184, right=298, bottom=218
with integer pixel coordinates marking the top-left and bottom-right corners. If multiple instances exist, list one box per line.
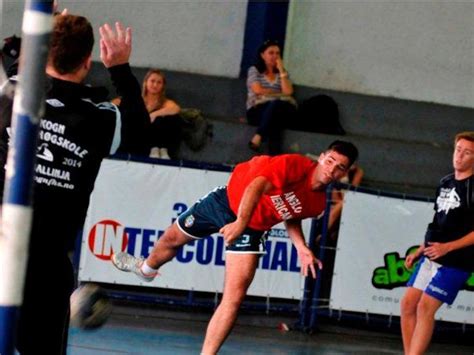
left=112, top=140, right=358, bottom=354
left=400, top=131, right=474, bottom=355
left=0, top=15, right=149, bottom=354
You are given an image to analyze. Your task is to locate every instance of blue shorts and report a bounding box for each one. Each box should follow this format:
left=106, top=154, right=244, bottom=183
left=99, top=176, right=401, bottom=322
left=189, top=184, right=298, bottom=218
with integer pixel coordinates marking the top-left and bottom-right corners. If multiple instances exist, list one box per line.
left=407, top=256, right=470, bottom=305
left=177, top=186, right=267, bottom=254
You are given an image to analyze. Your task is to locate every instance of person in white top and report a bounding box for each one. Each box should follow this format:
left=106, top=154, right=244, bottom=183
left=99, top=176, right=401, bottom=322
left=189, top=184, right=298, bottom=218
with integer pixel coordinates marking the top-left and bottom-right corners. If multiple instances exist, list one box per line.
left=246, top=40, right=297, bottom=155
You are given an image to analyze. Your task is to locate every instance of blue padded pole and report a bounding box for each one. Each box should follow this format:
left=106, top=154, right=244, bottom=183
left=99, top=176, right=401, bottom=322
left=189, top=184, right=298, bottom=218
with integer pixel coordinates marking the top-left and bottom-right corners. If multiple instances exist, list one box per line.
left=296, top=218, right=319, bottom=331
left=308, top=183, right=334, bottom=331
left=0, top=1, right=53, bottom=354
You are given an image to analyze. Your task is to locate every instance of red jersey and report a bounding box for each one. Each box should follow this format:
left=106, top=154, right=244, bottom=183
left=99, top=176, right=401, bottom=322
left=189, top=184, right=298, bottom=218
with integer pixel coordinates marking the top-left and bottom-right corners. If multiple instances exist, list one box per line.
left=227, top=154, right=327, bottom=231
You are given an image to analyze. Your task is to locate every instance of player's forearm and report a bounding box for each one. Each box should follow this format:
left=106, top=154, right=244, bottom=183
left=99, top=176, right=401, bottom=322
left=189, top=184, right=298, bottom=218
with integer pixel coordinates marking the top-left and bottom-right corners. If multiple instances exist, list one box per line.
left=252, top=86, right=277, bottom=95
left=109, top=64, right=150, bottom=147
left=445, top=231, right=474, bottom=252
left=279, top=76, right=293, bottom=95
left=290, top=233, right=306, bottom=250
left=413, top=244, right=425, bottom=258
left=108, top=64, right=142, bottom=103
left=285, top=220, right=306, bottom=249
left=149, top=103, right=181, bottom=122
left=237, top=176, right=270, bottom=226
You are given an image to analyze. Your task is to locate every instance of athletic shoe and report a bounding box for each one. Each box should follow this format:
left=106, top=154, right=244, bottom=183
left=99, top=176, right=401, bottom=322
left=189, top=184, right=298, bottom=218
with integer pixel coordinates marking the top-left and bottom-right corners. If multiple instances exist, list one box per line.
left=149, top=147, right=160, bottom=158
left=159, top=148, right=170, bottom=159
left=111, top=252, right=157, bottom=282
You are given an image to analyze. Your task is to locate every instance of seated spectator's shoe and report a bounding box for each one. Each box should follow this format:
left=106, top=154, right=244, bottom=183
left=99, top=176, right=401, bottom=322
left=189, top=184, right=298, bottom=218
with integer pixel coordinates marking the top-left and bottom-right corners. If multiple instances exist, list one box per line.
left=248, top=141, right=261, bottom=152
left=159, top=148, right=171, bottom=160
left=111, top=252, right=158, bottom=282
left=149, top=147, right=160, bottom=158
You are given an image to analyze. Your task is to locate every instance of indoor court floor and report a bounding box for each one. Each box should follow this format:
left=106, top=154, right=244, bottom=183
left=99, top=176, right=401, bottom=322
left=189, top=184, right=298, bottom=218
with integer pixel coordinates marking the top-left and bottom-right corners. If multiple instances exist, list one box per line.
left=67, top=302, right=473, bottom=354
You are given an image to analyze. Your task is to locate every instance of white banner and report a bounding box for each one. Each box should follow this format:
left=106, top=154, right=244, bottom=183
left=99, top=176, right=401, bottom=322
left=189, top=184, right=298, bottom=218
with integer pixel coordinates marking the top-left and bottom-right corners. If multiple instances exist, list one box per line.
left=79, top=159, right=311, bottom=300
left=331, top=190, right=474, bottom=324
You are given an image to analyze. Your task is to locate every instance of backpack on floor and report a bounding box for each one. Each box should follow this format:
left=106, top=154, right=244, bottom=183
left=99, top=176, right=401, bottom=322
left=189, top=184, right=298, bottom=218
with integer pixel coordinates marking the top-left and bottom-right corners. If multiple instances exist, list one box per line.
left=179, top=108, right=213, bottom=151
left=296, top=94, right=345, bottom=135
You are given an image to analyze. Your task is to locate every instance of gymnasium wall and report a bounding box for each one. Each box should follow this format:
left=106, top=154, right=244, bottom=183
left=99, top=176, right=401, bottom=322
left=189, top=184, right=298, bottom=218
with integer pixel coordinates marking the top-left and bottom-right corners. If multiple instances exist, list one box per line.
left=1, top=0, right=248, bottom=77
left=285, top=1, right=473, bottom=108
left=1, top=1, right=472, bottom=108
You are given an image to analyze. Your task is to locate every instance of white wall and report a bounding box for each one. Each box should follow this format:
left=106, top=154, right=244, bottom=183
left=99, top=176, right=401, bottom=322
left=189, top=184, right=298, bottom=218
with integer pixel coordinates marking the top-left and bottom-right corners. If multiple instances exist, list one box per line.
left=1, top=0, right=248, bottom=78
left=285, top=1, right=473, bottom=108
left=2, top=1, right=472, bottom=108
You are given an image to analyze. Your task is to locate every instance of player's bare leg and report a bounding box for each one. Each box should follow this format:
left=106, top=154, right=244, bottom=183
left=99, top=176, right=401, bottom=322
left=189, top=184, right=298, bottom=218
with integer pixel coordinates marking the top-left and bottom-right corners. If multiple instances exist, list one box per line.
left=201, top=253, right=259, bottom=355
left=146, top=223, right=194, bottom=269
left=400, top=287, right=423, bottom=354
left=112, top=223, right=193, bottom=281
left=408, top=294, right=443, bottom=355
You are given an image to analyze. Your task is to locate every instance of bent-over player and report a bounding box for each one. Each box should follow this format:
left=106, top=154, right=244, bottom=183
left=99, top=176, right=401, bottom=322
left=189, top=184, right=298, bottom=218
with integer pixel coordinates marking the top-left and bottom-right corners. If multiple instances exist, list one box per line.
left=113, top=140, right=358, bottom=355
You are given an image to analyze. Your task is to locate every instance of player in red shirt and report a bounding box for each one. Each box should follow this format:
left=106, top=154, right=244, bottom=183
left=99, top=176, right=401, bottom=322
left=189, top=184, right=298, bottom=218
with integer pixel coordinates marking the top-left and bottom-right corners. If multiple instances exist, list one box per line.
left=113, top=140, right=358, bottom=354
left=227, top=154, right=328, bottom=231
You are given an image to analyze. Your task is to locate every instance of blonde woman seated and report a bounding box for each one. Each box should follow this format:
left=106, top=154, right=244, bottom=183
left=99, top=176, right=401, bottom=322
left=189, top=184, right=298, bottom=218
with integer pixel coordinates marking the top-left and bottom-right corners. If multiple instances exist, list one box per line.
left=142, top=68, right=181, bottom=159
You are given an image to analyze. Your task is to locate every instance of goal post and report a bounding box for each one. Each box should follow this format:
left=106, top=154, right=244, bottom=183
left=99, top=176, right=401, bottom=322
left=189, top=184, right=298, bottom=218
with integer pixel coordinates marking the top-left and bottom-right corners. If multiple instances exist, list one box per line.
left=0, top=1, right=54, bottom=354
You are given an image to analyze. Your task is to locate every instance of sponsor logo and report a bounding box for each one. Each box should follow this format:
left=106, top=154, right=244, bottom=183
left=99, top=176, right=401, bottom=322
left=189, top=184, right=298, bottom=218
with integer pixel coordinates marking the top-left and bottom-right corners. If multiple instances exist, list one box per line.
left=437, top=187, right=461, bottom=214
left=372, top=246, right=474, bottom=291
left=46, top=98, right=65, bottom=108
left=372, top=248, right=417, bottom=289
left=235, top=234, right=251, bottom=247
left=184, top=215, right=195, bottom=228
left=87, top=219, right=162, bottom=261
left=37, top=143, right=54, bottom=162
left=36, top=163, right=70, bottom=181
left=427, top=284, right=448, bottom=296
left=38, top=130, right=88, bottom=158
left=270, top=191, right=303, bottom=220
left=86, top=219, right=302, bottom=272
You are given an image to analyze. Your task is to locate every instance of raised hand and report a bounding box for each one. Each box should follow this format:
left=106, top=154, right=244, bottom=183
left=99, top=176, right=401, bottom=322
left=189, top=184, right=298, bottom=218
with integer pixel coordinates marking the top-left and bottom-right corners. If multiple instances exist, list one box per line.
left=53, top=0, right=68, bottom=15
left=276, top=56, right=286, bottom=74
left=99, top=22, right=132, bottom=68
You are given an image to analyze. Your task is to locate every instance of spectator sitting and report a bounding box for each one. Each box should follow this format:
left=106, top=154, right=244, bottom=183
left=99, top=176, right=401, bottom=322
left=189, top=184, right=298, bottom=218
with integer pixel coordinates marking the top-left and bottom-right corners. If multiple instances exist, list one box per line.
left=143, top=68, right=181, bottom=159
left=246, top=40, right=297, bottom=155
left=112, top=68, right=181, bottom=159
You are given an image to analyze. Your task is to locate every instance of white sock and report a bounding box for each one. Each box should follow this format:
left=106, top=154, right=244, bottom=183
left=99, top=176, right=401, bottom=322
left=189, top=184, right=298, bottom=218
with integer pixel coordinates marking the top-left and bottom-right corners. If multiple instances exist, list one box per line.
left=141, top=261, right=159, bottom=275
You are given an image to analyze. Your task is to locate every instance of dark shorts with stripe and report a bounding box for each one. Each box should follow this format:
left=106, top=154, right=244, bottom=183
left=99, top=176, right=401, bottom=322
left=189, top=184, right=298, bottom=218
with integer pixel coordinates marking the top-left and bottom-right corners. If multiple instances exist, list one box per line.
left=177, top=186, right=267, bottom=254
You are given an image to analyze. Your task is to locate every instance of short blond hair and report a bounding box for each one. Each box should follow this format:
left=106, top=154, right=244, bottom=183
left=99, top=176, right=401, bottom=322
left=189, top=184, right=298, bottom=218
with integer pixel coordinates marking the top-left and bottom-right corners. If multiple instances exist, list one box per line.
left=455, top=131, right=474, bottom=145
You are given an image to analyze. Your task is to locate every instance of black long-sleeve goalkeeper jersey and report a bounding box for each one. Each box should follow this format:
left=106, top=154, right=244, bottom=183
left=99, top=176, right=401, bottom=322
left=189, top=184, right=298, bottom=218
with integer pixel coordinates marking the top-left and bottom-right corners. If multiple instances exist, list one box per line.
left=0, top=63, right=149, bottom=253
